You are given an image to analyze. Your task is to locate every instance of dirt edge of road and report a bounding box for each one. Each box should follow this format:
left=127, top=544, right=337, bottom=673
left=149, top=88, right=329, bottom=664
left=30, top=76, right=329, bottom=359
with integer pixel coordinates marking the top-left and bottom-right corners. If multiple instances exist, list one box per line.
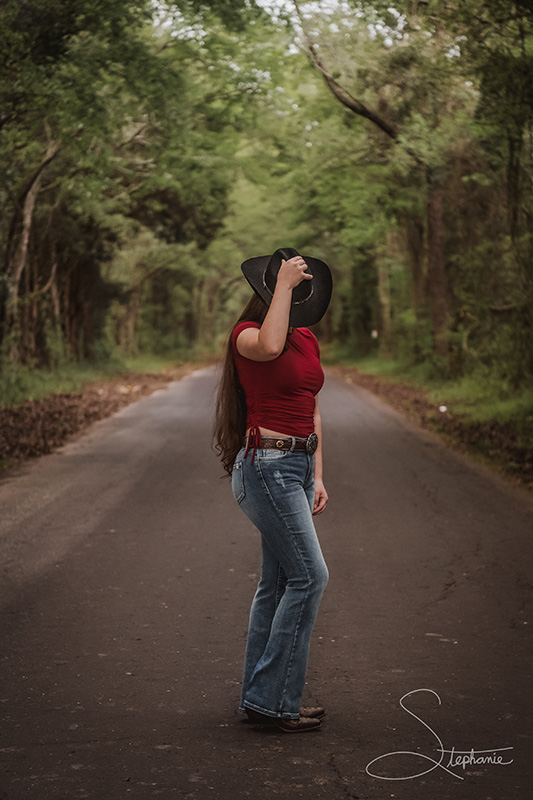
left=326, top=364, right=532, bottom=493
left=0, top=360, right=218, bottom=470
left=1, top=360, right=531, bottom=492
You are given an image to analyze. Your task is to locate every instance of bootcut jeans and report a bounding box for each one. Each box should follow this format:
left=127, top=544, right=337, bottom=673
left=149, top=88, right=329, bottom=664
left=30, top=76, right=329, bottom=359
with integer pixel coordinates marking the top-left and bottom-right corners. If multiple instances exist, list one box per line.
left=231, top=438, right=329, bottom=719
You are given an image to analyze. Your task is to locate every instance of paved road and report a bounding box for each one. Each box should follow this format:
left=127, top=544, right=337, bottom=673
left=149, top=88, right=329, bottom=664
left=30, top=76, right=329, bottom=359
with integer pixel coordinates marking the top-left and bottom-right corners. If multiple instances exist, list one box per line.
left=0, top=366, right=532, bottom=800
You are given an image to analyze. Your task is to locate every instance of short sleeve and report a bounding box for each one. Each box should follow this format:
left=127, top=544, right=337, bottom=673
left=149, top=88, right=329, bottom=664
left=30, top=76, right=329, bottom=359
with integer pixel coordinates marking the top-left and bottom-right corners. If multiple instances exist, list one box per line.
left=301, top=327, right=320, bottom=359
left=231, top=321, right=261, bottom=353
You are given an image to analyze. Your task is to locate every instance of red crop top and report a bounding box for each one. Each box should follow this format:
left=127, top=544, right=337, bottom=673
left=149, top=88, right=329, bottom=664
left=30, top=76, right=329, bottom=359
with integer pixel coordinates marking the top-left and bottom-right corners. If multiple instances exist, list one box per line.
left=231, top=321, right=324, bottom=462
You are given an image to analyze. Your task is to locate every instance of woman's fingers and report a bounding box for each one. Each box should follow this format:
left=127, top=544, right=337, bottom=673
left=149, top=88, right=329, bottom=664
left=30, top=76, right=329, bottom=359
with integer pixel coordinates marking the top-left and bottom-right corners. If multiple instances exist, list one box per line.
left=313, top=489, right=328, bottom=515
left=292, top=256, right=313, bottom=279
left=279, top=257, right=313, bottom=289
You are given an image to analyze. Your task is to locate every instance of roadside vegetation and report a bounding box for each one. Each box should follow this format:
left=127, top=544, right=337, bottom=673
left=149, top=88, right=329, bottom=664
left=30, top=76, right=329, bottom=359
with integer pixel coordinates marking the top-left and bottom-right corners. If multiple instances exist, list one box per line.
left=324, top=347, right=533, bottom=426
left=323, top=348, right=533, bottom=488
left=1, top=0, right=531, bottom=483
left=0, top=351, right=210, bottom=408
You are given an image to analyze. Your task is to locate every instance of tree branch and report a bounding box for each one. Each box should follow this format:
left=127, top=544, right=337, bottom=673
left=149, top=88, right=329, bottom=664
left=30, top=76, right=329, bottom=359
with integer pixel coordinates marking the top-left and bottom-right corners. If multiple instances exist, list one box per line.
left=21, top=259, right=58, bottom=302
left=292, top=0, right=398, bottom=140
left=489, top=303, right=520, bottom=313
left=6, top=139, right=60, bottom=314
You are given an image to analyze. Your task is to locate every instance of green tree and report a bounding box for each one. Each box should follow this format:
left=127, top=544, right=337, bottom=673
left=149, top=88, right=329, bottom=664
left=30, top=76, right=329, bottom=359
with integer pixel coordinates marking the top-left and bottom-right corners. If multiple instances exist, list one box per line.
left=0, top=0, right=269, bottom=366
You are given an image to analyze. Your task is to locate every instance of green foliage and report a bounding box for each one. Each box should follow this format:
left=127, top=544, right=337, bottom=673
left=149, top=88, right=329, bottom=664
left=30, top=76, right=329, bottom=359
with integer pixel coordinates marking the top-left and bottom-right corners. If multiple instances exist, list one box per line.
left=335, top=351, right=533, bottom=426
left=0, top=352, right=120, bottom=408
left=0, top=0, right=274, bottom=370
left=0, top=0, right=531, bottom=421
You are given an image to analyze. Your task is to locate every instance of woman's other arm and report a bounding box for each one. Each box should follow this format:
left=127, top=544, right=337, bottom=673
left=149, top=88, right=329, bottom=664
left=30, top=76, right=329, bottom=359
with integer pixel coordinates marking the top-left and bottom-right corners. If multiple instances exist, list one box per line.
left=312, top=397, right=328, bottom=515
left=236, top=256, right=312, bottom=361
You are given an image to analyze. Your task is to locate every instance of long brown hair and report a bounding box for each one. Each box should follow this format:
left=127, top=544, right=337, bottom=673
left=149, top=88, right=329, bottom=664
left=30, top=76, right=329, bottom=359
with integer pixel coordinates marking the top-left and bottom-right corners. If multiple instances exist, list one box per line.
left=212, top=292, right=268, bottom=476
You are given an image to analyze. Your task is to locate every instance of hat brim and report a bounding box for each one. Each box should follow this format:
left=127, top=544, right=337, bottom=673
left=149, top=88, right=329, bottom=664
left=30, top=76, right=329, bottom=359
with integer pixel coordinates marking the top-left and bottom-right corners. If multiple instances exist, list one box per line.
left=241, top=254, right=332, bottom=327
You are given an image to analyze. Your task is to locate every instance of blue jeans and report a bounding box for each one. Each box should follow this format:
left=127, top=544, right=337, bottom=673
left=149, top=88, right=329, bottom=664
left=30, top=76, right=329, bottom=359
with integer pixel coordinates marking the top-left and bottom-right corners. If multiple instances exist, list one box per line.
left=231, top=440, right=329, bottom=719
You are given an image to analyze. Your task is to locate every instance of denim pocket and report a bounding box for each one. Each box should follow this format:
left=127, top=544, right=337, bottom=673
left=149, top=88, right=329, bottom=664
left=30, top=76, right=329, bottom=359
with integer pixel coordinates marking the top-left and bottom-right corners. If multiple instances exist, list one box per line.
left=258, top=448, right=290, bottom=461
left=231, top=459, right=245, bottom=504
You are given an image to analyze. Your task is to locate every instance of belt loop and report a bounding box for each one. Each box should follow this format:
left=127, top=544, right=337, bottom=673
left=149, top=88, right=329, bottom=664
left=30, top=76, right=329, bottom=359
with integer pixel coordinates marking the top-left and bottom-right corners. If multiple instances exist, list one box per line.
left=289, top=436, right=296, bottom=452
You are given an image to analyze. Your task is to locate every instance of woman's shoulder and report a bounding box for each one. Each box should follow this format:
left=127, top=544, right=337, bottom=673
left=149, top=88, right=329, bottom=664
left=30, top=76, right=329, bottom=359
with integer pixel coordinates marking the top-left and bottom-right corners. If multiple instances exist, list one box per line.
left=297, top=326, right=314, bottom=337
left=296, top=327, right=320, bottom=355
left=231, top=320, right=261, bottom=346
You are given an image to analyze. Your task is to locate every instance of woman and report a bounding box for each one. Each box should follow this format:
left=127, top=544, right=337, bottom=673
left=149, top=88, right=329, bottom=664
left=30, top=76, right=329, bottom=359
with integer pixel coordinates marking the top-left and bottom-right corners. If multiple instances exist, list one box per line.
left=213, top=247, right=332, bottom=733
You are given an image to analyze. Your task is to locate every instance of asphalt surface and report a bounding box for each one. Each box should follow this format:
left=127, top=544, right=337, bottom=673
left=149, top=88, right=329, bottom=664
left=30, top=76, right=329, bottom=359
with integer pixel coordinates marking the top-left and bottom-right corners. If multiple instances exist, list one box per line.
left=0, top=365, right=532, bottom=800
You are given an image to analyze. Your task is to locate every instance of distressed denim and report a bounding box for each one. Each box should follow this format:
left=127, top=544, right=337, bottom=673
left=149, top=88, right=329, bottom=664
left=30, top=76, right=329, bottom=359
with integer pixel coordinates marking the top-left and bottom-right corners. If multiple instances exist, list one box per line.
left=231, top=439, right=329, bottom=719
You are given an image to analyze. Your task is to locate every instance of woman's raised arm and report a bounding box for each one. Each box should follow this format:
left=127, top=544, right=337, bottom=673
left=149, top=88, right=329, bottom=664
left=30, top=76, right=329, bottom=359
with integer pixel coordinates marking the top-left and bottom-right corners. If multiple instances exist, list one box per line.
left=236, top=256, right=312, bottom=361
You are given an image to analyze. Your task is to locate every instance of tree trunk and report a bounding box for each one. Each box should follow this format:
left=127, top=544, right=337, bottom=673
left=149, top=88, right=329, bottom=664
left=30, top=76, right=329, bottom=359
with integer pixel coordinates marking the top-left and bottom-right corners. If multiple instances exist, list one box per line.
left=49, top=244, right=61, bottom=323
left=123, top=291, right=141, bottom=355
left=426, top=173, right=449, bottom=356
left=376, top=260, right=392, bottom=357
left=4, top=142, right=59, bottom=360
left=6, top=173, right=42, bottom=329
left=376, top=232, right=396, bottom=357
left=202, top=277, right=221, bottom=346
left=403, top=215, right=426, bottom=314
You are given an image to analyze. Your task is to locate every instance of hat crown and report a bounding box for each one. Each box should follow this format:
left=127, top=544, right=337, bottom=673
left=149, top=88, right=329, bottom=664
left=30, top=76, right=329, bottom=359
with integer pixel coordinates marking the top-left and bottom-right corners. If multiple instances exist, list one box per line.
left=264, top=247, right=313, bottom=303
left=240, top=246, right=332, bottom=327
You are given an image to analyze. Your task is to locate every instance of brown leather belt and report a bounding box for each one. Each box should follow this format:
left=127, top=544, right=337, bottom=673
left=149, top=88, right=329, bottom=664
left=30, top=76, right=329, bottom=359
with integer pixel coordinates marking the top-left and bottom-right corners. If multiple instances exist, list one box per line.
left=243, top=433, right=318, bottom=455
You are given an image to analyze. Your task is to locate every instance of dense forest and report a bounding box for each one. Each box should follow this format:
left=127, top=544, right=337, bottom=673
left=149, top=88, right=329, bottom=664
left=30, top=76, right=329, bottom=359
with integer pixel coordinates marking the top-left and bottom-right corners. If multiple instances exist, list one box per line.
left=1, top=0, right=532, bottom=395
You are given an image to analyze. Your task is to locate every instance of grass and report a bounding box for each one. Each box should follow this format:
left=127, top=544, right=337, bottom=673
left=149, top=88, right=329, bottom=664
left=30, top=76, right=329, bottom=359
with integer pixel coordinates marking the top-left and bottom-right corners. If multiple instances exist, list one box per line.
left=323, top=348, right=533, bottom=427
left=0, top=353, right=189, bottom=408
left=426, top=376, right=533, bottom=424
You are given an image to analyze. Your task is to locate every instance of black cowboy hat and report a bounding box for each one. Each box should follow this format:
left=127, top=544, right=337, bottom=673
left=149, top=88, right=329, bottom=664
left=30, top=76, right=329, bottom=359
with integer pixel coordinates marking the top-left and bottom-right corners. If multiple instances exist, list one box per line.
left=241, top=247, right=332, bottom=327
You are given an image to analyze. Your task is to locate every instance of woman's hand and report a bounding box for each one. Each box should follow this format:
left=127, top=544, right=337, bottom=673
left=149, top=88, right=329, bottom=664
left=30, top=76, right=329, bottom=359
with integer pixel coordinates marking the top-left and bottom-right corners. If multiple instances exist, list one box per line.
left=236, top=255, right=312, bottom=361
left=277, top=256, right=313, bottom=290
left=313, top=478, right=328, bottom=515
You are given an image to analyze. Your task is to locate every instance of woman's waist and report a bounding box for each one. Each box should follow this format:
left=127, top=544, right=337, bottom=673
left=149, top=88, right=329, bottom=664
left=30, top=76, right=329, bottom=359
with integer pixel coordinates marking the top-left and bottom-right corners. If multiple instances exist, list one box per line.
left=245, top=410, right=316, bottom=440
left=246, top=425, right=303, bottom=438
left=243, top=424, right=318, bottom=456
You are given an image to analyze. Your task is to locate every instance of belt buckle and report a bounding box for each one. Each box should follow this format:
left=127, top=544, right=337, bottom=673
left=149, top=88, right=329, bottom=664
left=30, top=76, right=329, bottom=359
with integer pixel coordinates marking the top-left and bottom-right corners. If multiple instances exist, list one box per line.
left=306, top=433, right=318, bottom=455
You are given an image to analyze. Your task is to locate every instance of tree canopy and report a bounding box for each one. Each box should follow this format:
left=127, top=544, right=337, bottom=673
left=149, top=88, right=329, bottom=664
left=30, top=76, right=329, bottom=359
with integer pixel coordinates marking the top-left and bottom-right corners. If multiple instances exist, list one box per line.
left=1, top=0, right=531, bottom=390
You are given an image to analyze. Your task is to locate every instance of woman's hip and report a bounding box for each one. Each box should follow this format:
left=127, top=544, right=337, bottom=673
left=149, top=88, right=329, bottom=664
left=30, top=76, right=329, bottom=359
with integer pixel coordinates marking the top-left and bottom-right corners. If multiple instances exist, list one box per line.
left=232, top=446, right=314, bottom=510
left=231, top=448, right=324, bottom=565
